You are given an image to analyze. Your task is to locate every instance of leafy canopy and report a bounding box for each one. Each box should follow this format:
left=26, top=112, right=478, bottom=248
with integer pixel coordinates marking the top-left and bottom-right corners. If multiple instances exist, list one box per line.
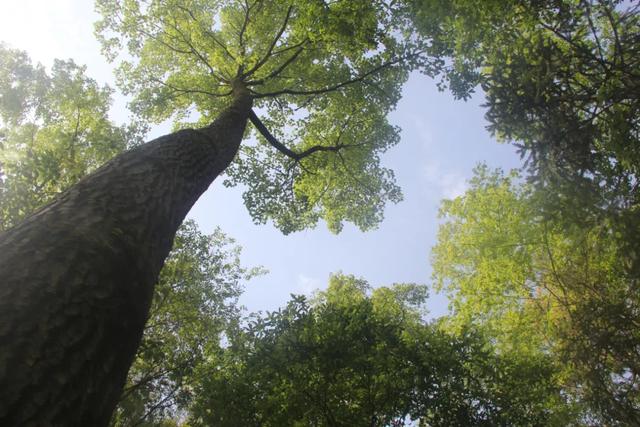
left=432, top=166, right=640, bottom=424
left=111, top=220, right=263, bottom=426
left=95, top=0, right=427, bottom=233
left=0, top=43, right=143, bottom=230
left=410, top=0, right=640, bottom=206
left=409, top=6, right=640, bottom=419
left=188, top=274, right=573, bottom=426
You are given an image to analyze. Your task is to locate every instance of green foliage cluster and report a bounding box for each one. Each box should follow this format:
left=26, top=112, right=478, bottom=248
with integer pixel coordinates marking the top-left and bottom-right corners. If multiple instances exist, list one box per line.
left=410, top=0, right=640, bottom=239
left=188, top=274, right=573, bottom=426
left=94, top=0, right=424, bottom=234
left=411, top=0, right=640, bottom=186
left=432, top=167, right=640, bottom=424
left=0, top=43, right=144, bottom=229
left=111, top=221, right=263, bottom=426
left=407, top=1, right=640, bottom=423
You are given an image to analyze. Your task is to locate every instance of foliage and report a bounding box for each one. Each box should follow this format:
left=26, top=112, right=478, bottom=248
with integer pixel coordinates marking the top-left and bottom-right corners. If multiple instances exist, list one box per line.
left=94, top=0, right=430, bottom=233
left=410, top=3, right=640, bottom=420
left=410, top=0, right=640, bottom=281
left=4, top=2, right=638, bottom=425
left=432, top=166, right=542, bottom=350
left=410, top=0, right=640, bottom=191
left=189, top=274, right=573, bottom=426
left=111, top=220, right=263, bottom=426
left=0, top=43, right=144, bottom=230
left=0, top=46, right=261, bottom=425
left=432, top=166, right=640, bottom=424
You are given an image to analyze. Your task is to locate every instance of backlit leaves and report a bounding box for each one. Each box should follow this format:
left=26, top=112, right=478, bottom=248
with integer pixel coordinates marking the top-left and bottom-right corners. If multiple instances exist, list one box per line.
left=432, top=166, right=640, bottom=423
left=0, top=44, right=144, bottom=230
left=95, top=0, right=416, bottom=233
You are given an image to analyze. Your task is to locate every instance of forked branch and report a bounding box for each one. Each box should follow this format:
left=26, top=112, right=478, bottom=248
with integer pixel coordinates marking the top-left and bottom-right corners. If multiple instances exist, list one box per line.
left=248, top=109, right=351, bottom=161
left=243, top=5, right=295, bottom=78
left=250, top=52, right=418, bottom=98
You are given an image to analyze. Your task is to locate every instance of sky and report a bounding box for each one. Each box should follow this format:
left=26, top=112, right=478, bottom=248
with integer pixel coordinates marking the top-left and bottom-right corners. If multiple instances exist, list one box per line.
left=0, top=0, right=523, bottom=318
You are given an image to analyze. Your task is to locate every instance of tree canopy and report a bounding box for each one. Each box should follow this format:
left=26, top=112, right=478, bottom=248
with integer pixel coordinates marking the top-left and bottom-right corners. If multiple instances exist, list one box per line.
left=410, top=0, right=640, bottom=268
left=411, top=0, right=640, bottom=188
left=1, top=1, right=639, bottom=424
left=0, top=43, right=143, bottom=229
left=407, top=4, right=640, bottom=421
left=188, top=274, right=574, bottom=426
left=95, top=0, right=429, bottom=233
left=432, top=166, right=640, bottom=424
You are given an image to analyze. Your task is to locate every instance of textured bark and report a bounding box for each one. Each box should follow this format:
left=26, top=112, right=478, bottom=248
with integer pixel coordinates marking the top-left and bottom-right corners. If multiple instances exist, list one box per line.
left=0, top=92, right=252, bottom=426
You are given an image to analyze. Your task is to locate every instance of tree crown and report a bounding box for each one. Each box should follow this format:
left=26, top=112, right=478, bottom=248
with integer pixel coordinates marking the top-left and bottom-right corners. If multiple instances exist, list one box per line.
left=95, top=0, right=426, bottom=233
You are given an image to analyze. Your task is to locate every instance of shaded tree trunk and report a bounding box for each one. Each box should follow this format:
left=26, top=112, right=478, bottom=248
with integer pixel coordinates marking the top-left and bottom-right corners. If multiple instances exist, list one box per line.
left=0, top=90, right=252, bottom=426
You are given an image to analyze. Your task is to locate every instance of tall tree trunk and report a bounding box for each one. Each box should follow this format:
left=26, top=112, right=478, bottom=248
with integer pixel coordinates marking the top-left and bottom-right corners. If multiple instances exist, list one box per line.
left=0, top=90, right=252, bottom=426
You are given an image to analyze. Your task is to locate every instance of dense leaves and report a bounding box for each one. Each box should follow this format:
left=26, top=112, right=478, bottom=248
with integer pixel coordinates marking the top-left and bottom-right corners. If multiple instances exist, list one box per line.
left=3, top=2, right=638, bottom=424
left=411, top=0, right=640, bottom=187
left=94, top=0, right=425, bottom=233
left=111, top=221, right=263, bottom=426
left=406, top=4, right=640, bottom=421
left=0, top=43, right=144, bottom=229
left=189, top=274, right=573, bottom=426
left=411, top=0, right=640, bottom=277
left=432, top=166, right=640, bottom=424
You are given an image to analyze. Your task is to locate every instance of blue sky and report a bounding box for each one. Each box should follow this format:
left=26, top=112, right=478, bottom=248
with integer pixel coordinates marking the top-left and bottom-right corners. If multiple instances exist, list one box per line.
left=0, top=0, right=523, bottom=318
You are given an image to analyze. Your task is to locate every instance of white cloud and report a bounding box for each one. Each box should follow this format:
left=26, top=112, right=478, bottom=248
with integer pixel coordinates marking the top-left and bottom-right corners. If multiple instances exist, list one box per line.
left=422, top=161, right=468, bottom=199
left=296, top=274, right=321, bottom=296
left=410, top=114, right=435, bottom=148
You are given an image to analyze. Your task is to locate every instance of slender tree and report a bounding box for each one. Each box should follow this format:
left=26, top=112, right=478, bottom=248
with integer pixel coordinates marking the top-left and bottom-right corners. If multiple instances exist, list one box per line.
left=0, top=2, right=425, bottom=425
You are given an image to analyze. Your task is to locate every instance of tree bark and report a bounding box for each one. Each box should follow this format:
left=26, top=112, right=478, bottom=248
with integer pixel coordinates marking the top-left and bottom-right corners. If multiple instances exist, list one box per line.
left=0, top=91, right=252, bottom=426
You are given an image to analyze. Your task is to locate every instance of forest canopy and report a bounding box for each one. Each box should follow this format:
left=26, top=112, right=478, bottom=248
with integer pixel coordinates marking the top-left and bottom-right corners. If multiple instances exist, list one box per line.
left=0, top=0, right=638, bottom=425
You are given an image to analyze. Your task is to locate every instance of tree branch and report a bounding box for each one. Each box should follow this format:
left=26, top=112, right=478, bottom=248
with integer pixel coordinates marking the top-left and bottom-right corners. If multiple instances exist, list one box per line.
left=237, top=0, right=252, bottom=70
left=250, top=53, right=414, bottom=99
left=242, top=5, right=294, bottom=78
left=248, top=109, right=350, bottom=161
left=149, top=76, right=232, bottom=98
left=175, top=4, right=238, bottom=63
left=271, top=38, right=309, bottom=56
left=162, top=15, right=228, bottom=82
left=246, top=44, right=305, bottom=86
left=132, top=384, right=181, bottom=427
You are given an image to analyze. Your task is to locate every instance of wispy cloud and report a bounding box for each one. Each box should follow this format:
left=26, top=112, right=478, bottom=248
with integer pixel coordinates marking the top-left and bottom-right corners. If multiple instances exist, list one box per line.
left=296, top=274, right=321, bottom=296
left=411, top=114, right=435, bottom=148
left=422, top=161, right=468, bottom=200
left=410, top=115, right=468, bottom=200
